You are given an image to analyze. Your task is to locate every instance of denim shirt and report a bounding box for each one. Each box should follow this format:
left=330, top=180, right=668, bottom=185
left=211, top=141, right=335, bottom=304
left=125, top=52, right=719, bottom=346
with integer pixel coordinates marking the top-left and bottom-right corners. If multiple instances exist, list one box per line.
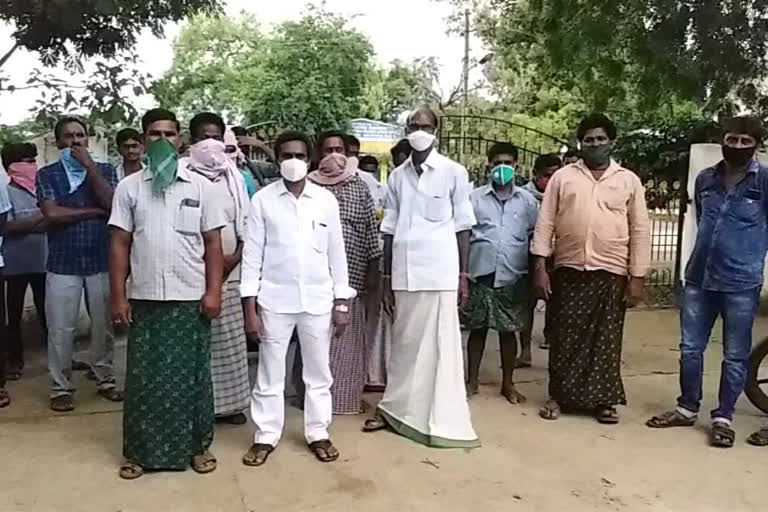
left=468, top=184, right=539, bottom=288
left=685, top=160, right=768, bottom=292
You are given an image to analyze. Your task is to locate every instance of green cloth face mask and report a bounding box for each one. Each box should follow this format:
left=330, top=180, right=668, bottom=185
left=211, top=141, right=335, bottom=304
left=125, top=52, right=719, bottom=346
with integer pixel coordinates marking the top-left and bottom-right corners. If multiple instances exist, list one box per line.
left=491, top=164, right=515, bottom=186
left=146, top=139, right=179, bottom=194
left=581, top=143, right=614, bottom=168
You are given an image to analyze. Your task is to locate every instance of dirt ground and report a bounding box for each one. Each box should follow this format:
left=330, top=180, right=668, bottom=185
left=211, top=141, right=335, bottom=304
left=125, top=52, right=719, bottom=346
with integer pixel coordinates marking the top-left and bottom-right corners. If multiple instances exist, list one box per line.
left=2, top=308, right=768, bottom=512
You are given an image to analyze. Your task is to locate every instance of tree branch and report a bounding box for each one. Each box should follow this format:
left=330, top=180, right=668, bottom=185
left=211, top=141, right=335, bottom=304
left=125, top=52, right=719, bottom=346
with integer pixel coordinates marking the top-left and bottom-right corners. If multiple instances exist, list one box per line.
left=0, top=43, right=20, bottom=69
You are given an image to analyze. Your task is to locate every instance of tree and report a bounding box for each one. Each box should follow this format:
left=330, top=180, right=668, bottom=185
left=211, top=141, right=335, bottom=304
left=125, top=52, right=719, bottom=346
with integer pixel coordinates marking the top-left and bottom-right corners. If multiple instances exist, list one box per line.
left=0, top=0, right=222, bottom=69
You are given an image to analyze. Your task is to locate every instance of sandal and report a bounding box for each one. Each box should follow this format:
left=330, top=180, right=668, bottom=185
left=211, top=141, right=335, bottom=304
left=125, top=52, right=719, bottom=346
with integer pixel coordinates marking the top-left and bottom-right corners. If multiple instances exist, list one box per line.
left=596, top=406, right=620, bottom=425
left=119, top=460, right=144, bottom=480
left=362, top=416, right=387, bottom=432
left=191, top=451, right=217, bottom=474
left=50, top=395, right=74, bottom=412
left=0, top=388, right=10, bottom=408
left=539, top=341, right=550, bottom=350
left=242, top=443, right=274, bottom=467
left=646, top=410, right=697, bottom=428
left=98, top=388, right=125, bottom=402
left=539, top=400, right=561, bottom=420
left=747, top=427, right=768, bottom=447
left=6, top=367, right=22, bottom=381
left=309, top=440, right=339, bottom=463
left=710, top=422, right=735, bottom=448
left=216, top=412, right=248, bottom=425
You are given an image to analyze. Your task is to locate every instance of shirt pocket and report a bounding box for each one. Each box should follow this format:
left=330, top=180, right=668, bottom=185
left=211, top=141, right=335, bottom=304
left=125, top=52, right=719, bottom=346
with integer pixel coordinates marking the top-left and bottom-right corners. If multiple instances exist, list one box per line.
left=601, top=186, right=629, bottom=213
left=423, top=195, right=452, bottom=222
left=174, top=199, right=202, bottom=236
left=312, top=223, right=329, bottom=253
left=731, top=194, right=763, bottom=226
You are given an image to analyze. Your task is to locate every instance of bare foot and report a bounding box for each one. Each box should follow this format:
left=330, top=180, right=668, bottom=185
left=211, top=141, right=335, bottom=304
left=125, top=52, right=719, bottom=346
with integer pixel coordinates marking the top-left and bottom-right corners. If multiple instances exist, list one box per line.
left=466, top=381, right=479, bottom=399
left=501, top=385, right=526, bottom=404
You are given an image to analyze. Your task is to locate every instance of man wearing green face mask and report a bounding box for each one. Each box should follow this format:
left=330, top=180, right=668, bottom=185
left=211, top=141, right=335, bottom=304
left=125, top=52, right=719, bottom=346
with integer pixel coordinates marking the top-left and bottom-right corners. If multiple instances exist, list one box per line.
left=531, top=113, right=651, bottom=425
left=462, top=143, right=539, bottom=404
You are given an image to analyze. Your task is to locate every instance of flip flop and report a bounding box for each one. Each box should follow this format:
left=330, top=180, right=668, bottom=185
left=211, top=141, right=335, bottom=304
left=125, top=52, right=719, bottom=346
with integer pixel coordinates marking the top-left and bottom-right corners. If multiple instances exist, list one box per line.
left=309, top=440, right=339, bottom=463
left=646, top=410, right=697, bottom=428
left=98, top=388, right=124, bottom=402
left=747, top=428, right=768, bottom=447
left=119, top=460, right=144, bottom=480
left=191, top=451, right=217, bottom=474
left=0, top=388, right=10, bottom=408
left=242, top=443, right=274, bottom=467
left=539, top=400, right=560, bottom=420
left=362, top=416, right=387, bottom=432
left=50, top=395, right=74, bottom=412
left=710, top=422, right=735, bottom=448
left=216, top=412, right=248, bottom=425
left=595, top=406, right=620, bottom=424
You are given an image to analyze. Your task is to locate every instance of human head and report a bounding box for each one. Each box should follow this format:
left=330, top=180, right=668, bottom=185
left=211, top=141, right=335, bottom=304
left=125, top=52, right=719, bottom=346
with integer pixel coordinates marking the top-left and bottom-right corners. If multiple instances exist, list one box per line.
left=317, top=131, right=348, bottom=158
left=390, top=139, right=411, bottom=167
left=345, top=134, right=361, bottom=159
left=231, top=126, right=251, bottom=156
left=189, top=112, right=226, bottom=143
left=54, top=117, right=89, bottom=149
left=721, top=116, right=763, bottom=167
left=1, top=142, right=37, bottom=169
left=487, top=142, right=519, bottom=167
left=274, top=131, right=312, bottom=163
left=359, top=155, right=379, bottom=176
left=577, top=113, right=617, bottom=168
left=141, top=108, right=182, bottom=149
left=115, top=128, right=143, bottom=164
left=406, top=107, right=439, bottom=135
left=562, top=148, right=579, bottom=165
left=533, top=153, right=562, bottom=192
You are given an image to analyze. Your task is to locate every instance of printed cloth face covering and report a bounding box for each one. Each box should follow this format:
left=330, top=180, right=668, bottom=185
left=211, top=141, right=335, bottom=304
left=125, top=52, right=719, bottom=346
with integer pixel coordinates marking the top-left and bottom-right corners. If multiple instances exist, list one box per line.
left=146, top=138, right=179, bottom=195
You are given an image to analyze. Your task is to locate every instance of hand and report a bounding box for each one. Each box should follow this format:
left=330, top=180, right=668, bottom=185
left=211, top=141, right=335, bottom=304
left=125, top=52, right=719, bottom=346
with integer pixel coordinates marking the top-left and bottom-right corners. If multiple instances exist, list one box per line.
left=245, top=305, right=264, bottom=340
left=112, top=296, right=132, bottom=326
left=624, top=277, right=644, bottom=308
left=333, top=308, right=349, bottom=339
left=382, top=278, right=395, bottom=318
left=200, top=290, right=222, bottom=319
left=458, top=274, right=469, bottom=308
left=533, top=266, right=551, bottom=300
left=70, top=145, right=95, bottom=168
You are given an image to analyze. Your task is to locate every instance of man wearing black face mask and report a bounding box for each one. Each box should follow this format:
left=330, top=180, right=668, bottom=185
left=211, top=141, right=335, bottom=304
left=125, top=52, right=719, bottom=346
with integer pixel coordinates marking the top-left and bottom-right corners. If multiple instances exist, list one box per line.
left=648, top=116, right=768, bottom=449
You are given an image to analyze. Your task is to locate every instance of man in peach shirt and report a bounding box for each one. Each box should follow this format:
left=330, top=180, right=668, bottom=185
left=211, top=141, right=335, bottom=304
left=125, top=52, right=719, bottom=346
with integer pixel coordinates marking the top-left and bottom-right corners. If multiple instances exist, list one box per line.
left=531, top=113, right=650, bottom=424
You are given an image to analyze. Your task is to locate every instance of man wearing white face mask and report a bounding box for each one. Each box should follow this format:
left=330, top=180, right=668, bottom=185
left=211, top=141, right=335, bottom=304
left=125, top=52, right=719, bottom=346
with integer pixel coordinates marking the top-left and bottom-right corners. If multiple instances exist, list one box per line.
left=362, top=107, right=480, bottom=449
left=240, top=131, right=355, bottom=466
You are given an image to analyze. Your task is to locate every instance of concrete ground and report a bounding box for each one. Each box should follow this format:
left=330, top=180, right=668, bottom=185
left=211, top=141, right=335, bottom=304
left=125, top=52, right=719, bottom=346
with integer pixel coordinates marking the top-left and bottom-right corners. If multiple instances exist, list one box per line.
left=2, top=308, right=768, bottom=512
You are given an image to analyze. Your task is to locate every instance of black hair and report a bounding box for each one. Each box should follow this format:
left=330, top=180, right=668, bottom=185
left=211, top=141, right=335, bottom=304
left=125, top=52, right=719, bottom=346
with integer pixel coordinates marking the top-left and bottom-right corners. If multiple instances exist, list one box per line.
left=345, top=134, right=361, bottom=148
left=359, top=155, right=379, bottom=167
left=115, top=128, right=142, bottom=147
left=390, top=139, right=411, bottom=157
left=2, top=142, right=37, bottom=169
left=407, top=106, right=439, bottom=128
left=141, top=108, right=181, bottom=134
left=231, top=126, right=249, bottom=137
left=274, top=130, right=313, bottom=157
left=316, top=130, right=349, bottom=155
left=563, top=148, right=579, bottom=160
left=54, top=117, right=88, bottom=140
left=189, top=112, right=226, bottom=139
left=577, top=112, right=617, bottom=141
left=487, top=142, right=519, bottom=162
left=722, top=116, right=765, bottom=144
left=534, top=153, right=562, bottom=174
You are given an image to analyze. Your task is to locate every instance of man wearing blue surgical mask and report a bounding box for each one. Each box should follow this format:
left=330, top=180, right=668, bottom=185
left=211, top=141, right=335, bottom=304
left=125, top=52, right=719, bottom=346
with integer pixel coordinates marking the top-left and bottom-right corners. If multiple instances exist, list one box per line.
left=462, top=143, right=539, bottom=405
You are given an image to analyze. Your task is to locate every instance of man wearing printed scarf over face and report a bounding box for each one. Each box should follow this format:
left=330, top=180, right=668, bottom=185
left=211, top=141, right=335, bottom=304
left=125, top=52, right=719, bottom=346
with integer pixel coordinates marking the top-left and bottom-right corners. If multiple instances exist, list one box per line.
left=109, top=108, right=225, bottom=479
left=186, top=113, right=252, bottom=426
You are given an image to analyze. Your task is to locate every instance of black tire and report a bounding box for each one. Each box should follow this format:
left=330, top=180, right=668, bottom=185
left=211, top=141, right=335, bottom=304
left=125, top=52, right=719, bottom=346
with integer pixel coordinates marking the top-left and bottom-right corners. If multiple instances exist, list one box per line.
left=745, top=337, right=768, bottom=414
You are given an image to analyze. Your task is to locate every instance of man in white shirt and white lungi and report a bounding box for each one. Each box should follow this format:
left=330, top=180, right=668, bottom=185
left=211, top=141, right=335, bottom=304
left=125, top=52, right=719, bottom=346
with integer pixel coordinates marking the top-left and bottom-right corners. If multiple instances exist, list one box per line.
left=362, top=107, right=480, bottom=448
left=240, top=131, right=356, bottom=466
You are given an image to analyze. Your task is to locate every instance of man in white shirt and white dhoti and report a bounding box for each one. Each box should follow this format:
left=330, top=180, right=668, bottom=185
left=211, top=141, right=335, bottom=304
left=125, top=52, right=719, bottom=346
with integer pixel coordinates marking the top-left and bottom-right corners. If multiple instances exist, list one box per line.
left=362, top=107, right=480, bottom=448
left=240, top=131, right=356, bottom=466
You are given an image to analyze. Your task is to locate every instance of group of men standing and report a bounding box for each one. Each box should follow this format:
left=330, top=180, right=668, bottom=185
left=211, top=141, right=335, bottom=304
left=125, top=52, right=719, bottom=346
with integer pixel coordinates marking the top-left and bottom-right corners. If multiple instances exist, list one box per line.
left=1, top=106, right=768, bottom=480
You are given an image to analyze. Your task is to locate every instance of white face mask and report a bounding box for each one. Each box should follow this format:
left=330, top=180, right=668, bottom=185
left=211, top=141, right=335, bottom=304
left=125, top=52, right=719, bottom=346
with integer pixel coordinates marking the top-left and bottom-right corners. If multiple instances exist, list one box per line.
left=407, top=130, right=436, bottom=152
left=280, top=158, right=308, bottom=182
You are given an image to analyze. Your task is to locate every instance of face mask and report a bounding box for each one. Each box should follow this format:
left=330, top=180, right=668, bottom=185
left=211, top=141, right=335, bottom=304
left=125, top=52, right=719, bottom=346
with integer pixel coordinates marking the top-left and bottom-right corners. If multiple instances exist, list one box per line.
left=722, top=145, right=755, bottom=167
left=581, top=143, right=614, bottom=168
left=407, top=130, right=436, bottom=152
left=280, top=158, right=308, bottom=182
left=490, top=164, right=515, bottom=186
left=535, top=176, right=550, bottom=192
left=146, top=139, right=179, bottom=194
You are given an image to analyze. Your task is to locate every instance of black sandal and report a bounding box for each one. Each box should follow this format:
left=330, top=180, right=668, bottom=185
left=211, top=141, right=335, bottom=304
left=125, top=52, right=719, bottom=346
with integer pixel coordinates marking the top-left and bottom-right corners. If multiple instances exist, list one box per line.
left=242, top=443, right=274, bottom=467
left=119, top=460, right=144, bottom=480
left=309, top=440, right=339, bottom=463
left=539, top=400, right=560, bottom=420
left=710, top=422, right=735, bottom=448
left=0, top=388, right=10, bottom=408
left=595, top=406, right=620, bottom=425
left=362, top=416, right=387, bottom=432
left=50, top=395, right=74, bottom=412
left=646, top=410, right=697, bottom=428
left=747, top=428, right=768, bottom=447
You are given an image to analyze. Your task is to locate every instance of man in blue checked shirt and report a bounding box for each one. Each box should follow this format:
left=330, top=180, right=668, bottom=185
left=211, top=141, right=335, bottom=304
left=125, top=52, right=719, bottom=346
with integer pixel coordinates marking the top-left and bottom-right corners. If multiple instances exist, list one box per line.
left=648, top=116, right=768, bottom=448
left=36, top=116, right=123, bottom=412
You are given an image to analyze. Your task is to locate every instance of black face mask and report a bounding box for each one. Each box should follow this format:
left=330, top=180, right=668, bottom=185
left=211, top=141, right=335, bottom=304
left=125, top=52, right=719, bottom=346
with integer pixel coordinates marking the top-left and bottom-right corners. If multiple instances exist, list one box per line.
left=722, top=145, right=756, bottom=167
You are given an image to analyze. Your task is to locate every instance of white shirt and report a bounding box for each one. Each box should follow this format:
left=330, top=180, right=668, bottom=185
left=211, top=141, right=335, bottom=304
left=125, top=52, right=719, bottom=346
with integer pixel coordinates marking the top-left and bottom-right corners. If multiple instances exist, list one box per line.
left=116, top=161, right=146, bottom=182
left=240, top=180, right=356, bottom=315
left=356, top=169, right=385, bottom=209
left=108, top=165, right=226, bottom=301
left=381, top=149, right=476, bottom=291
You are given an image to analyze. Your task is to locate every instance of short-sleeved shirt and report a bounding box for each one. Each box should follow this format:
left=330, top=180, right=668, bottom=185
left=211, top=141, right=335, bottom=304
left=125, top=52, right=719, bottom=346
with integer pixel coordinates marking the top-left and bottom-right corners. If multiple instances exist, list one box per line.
left=2, top=184, right=47, bottom=275
left=0, top=180, right=12, bottom=267
left=108, top=165, right=226, bottom=301
left=36, top=160, right=117, bottom=275
left=469, top=185, right=539, bottom=288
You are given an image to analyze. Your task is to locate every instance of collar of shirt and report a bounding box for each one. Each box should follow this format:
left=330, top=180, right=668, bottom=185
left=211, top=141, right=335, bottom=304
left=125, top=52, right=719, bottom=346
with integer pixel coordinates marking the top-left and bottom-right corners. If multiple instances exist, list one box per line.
left=274, top=178, right=317, bottom=199
left=482, top=183, right=520, bottom=201
left=404, top=148, right=442, bottom=174
left=573, top=158, right=625, bottom=181
left=714, top=158, right=760, bottom=175
left=141, top=163, right=193, bottom=183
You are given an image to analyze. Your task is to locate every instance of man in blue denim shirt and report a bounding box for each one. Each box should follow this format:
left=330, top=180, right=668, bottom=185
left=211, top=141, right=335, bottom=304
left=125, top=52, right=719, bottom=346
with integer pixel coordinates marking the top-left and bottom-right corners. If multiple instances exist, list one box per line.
left=463, top=143, right=539, bottom=404
left=648, top=117, right=767, bottom=448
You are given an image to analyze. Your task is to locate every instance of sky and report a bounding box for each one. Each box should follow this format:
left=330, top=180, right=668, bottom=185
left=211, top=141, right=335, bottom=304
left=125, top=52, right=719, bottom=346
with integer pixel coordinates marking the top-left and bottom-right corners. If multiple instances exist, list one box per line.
left=0, top=0, right=485, bottom=125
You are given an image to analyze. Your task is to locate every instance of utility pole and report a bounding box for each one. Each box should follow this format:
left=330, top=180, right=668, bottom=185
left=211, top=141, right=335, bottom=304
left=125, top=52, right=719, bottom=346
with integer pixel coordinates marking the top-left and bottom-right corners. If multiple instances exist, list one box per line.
left=460, top=7, right=470, bottom=162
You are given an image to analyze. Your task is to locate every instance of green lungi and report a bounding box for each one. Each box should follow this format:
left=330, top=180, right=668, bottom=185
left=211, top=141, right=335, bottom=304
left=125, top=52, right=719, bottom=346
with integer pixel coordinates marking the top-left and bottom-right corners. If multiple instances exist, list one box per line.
left=123, top=301, right=214, bottom=470
left=461, top=274, right=529, bottom=333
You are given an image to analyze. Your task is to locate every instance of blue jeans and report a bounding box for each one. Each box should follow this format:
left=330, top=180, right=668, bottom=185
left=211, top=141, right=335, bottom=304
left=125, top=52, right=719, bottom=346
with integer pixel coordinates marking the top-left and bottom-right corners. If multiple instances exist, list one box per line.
left=677, top=284, right=759, bottom=421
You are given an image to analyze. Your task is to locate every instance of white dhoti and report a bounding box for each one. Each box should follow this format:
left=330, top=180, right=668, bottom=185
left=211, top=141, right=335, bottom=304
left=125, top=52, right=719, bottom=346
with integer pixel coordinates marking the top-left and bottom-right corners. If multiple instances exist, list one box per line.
left=377, top=290, right=480, bottom=448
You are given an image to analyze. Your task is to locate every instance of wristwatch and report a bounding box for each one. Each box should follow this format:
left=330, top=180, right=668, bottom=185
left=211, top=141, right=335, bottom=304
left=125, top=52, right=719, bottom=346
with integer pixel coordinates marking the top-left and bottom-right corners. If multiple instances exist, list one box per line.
left=335, top=304, right=349, bottom=313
